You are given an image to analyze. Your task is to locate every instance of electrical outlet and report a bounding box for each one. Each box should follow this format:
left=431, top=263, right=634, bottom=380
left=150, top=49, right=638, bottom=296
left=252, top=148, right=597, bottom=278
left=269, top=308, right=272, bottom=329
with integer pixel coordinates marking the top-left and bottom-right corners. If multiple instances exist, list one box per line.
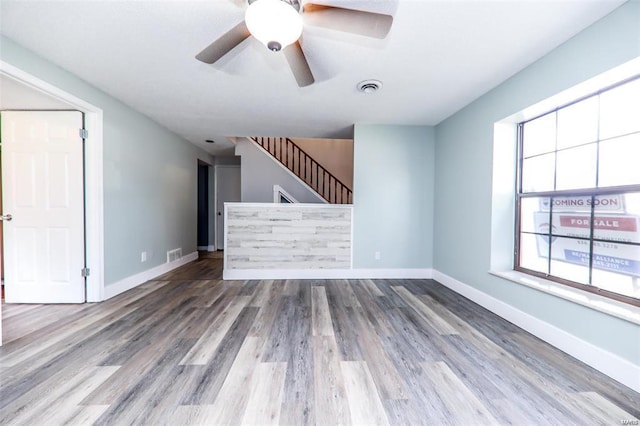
left=374, top=251, right=381, bottom=260
left=141, top=251, right=147, bottom=262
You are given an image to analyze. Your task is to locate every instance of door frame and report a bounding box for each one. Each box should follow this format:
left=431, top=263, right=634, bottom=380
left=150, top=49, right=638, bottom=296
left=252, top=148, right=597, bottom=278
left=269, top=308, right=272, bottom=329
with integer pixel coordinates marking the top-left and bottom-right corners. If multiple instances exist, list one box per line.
left=1, top=61, right=105, bottom=302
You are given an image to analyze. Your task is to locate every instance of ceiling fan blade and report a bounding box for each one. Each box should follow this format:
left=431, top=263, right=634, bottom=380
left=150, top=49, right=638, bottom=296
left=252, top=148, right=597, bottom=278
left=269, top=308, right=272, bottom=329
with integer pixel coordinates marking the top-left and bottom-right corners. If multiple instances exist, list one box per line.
left=196, top=21, right=251, bottom=64
left=283, top=41, right=315, bottom=87
left=303, top=4, right=393, bottom=39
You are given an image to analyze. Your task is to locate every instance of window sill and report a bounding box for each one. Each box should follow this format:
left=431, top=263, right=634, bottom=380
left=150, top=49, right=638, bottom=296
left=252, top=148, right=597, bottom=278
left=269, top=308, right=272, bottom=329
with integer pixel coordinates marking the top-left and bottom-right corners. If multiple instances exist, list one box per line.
left=489, top=270, right=640, bottom=326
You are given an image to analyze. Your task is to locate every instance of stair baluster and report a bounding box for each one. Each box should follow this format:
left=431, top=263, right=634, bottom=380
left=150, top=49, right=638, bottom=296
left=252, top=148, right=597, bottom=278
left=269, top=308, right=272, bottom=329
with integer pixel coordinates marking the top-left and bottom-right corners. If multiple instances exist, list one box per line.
left=250, top=136, right=353, bottom=204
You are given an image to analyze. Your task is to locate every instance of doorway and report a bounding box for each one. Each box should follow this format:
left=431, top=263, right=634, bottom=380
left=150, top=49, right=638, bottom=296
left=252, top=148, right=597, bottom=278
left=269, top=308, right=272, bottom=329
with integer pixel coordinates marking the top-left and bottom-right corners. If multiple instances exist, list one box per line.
left=197, top=161, right=211, bottom=251
left=0, top=62, right=105, bottom=346
left=215, top=165, right=241, bottom=250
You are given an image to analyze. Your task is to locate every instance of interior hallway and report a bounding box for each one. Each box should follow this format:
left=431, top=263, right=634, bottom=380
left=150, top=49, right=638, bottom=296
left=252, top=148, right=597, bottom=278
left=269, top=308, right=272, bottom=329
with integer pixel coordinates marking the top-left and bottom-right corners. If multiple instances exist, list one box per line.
left=0, top=256, right=638, bottom=425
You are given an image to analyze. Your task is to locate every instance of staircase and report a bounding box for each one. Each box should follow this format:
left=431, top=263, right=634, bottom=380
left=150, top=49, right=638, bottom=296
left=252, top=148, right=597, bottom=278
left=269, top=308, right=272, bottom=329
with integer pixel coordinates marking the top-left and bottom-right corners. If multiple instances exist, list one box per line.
left=250, top=137, right=353, bottom=204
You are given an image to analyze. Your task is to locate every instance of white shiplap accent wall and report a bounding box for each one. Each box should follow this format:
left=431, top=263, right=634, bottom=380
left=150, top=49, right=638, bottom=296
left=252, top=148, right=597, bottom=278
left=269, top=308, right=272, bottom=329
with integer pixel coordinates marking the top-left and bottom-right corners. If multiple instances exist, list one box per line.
left=224, top=203, right=352, bottom=270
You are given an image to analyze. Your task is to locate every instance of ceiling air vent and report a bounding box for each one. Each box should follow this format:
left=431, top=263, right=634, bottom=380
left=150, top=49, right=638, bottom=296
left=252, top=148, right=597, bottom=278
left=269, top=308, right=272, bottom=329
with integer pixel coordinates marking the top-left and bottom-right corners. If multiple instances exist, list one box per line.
left=357, top=79, right=382, bottom=94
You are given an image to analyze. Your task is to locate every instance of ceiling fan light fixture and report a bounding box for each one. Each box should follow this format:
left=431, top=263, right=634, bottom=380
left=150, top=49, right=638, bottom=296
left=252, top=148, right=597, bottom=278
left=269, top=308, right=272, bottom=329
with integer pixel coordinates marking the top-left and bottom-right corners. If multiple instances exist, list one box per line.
left=245, top=0, right=303, bottom=52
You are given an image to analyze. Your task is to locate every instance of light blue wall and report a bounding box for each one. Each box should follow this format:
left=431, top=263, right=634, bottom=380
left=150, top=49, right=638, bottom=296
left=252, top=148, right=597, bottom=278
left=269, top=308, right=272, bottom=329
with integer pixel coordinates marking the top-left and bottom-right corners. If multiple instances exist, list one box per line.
left=0, top=35, right=213, bottom=287
left=434, top=2, right=640, bottom=364
left=353, top=124, right=435, bottom=269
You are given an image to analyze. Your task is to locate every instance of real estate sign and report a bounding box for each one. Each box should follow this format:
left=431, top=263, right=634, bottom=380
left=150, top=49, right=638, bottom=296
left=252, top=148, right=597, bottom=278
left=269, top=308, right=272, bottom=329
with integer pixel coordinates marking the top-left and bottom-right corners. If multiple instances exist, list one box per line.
left=539, top=194, right=625, bottom=213
left=533, top=211, right=640, bottom=277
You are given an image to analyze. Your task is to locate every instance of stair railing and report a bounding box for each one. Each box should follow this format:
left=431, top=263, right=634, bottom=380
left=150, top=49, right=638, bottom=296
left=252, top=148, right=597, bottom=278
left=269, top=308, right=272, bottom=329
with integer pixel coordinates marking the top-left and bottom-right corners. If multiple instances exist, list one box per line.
left=250, top=137, right=353, bottom=204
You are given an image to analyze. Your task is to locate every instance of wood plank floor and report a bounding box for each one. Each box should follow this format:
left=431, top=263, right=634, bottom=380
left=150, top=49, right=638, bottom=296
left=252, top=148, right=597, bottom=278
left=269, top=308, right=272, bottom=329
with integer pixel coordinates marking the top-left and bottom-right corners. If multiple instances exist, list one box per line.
left=1, top=256, right=638, bottom=425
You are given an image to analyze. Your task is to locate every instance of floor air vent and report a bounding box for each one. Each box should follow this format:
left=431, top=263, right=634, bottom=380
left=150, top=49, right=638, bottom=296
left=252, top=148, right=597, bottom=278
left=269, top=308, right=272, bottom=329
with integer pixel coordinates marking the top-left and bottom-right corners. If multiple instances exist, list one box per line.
left=167, top=248, right=182, bottom=263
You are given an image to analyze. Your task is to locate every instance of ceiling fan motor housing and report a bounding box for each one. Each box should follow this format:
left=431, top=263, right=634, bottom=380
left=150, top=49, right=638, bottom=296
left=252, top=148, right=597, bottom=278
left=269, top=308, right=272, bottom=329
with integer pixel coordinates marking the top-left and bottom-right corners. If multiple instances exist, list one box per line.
left=267, top=41, right=282, bottom=51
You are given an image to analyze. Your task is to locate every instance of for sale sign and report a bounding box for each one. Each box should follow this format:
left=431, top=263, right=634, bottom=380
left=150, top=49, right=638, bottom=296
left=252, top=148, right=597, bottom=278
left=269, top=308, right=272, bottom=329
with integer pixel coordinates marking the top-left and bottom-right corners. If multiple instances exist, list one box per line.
left=533, top=211, right=640, bottom=277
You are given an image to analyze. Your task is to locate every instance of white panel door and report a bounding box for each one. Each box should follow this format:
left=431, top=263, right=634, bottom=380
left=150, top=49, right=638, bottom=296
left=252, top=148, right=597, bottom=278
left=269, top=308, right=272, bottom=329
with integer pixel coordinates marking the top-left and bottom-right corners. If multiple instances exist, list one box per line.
left=216, top=165, right=241, bottom=250
left=1, top=111, right=85, bottom=303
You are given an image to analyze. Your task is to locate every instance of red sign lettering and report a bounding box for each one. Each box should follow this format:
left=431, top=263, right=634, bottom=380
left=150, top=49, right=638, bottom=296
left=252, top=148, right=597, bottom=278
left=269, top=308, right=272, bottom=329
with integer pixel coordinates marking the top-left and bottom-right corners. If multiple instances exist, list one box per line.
left=559, top=215, right=638, bottom=232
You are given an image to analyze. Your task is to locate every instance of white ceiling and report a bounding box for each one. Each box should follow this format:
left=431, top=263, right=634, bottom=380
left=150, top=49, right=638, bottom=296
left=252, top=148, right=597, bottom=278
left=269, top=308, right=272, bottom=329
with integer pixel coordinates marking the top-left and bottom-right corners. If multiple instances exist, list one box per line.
left=0, top=0, right=627, bottom=155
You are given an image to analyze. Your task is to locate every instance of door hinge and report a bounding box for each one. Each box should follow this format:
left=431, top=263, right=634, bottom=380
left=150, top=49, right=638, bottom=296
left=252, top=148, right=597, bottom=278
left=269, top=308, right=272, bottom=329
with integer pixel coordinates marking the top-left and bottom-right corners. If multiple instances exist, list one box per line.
left=79, top=128, right=88, bottom=139
left=81, top=268, right=91, bottom=278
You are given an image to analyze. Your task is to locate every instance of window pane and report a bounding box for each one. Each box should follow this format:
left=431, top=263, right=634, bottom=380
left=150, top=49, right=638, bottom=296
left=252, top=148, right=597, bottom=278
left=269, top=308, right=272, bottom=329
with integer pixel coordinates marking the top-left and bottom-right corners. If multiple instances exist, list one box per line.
left=593, top=192, right=640, bottom=244
left=522, top=113, right=556, bottom=157
left=557, top=97, right=599, bottom=149
left=591, top=242, right=640, bottom=299
left=519, top=232, right=549, bottom=274
left=598, top=133, right=640, bottom=187
left=600, top=77, right=640, bottom=140
left=520, top=197, right=545, bottom=234
left=555, top=144, right=596, bottom=190
left=549, top=236, right=590, bottom=284
left=522, top=153, right=555, bottom=192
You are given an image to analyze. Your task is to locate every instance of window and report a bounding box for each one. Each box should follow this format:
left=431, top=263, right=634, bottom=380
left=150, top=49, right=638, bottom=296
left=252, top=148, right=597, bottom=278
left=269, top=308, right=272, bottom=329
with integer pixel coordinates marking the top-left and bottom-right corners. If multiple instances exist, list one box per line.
left=516, top=76, right=640, bottom=306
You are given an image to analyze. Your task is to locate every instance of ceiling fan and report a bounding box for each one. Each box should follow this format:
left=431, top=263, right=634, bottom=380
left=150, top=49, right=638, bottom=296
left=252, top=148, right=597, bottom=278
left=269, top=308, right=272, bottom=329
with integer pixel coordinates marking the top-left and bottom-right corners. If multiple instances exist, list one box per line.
left=196, top=0, right=394, bottom=87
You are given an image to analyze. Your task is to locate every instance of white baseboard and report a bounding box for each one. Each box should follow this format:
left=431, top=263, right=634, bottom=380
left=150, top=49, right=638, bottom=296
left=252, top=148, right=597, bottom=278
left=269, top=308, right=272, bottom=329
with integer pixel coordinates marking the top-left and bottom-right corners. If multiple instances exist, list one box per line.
left=432, top=270, right=640, bottom=394
left=223, top=268, right=433, bottom=280
left=104, top=251, right=199, bottom=300
left=197, top=245, right=216, bottom=252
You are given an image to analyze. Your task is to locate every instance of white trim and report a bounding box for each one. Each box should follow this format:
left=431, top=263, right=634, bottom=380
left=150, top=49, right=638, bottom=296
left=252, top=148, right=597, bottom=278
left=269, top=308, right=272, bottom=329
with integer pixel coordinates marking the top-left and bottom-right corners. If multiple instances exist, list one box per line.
left=273, top=184, right=299, bottom=203
left=223, top=202, right=229, bottom=271
left=104, top=251, right=198, bottom=300
left=223, top=268, right=433, bottom=280
left=245, top=137, right=327, bottom=203
left=350, top=207, right=354, bottom=269
left=490, top=270, right=640, bottom=326
left=225, top=202, right=351, bottom=209
left=197, top=246, right=216, bottom=252
left=433, top=270, right=640, bottom=394
left=0, top=61, right=105, bottom=302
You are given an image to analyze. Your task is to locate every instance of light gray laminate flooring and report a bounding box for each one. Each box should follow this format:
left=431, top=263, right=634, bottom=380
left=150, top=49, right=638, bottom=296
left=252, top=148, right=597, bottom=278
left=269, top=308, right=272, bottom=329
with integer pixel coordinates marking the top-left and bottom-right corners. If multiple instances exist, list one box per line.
left=1, top=256, right=638, bottom=425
